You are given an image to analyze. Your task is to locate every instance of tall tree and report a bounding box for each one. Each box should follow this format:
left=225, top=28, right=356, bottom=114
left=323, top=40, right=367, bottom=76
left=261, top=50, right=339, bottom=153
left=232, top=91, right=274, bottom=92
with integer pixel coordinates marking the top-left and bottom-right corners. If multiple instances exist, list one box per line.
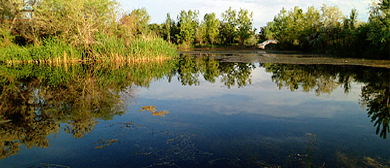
left=34, top=0, right=118, bottom=52
left=165, top=13, right=171, bottom=42
left=264, top=8, right=287, bottom=44
left=301, top=6, right=321, bottom=49
left=196, top=20, right=207, bottom=45
left=220, top=7, right=237, bottom=44
left=343, top=8, right=358, bottom=30
left=264, top=7, right=306, bottom=48
left=129, top=8, right=150, bottom=34
left=320, top=4, right=345, bottom=28
left=237, top=8, right=254, bottom=45
left=177, top=10, right=199, bottom=45
left=119, top=8, right=151, bottom=39
left=203, top=13, right=220, bottom=44
left=368, top=0, right=390, bottom=57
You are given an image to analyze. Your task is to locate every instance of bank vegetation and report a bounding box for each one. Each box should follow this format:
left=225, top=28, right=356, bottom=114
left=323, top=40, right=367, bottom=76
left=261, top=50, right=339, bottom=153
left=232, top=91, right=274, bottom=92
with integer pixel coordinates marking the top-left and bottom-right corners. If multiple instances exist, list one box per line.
left=0, top=0, right=177, bottom=63
left=1, top=0, right=389, bottom=61
left=148, top=1, right=389, bottom=59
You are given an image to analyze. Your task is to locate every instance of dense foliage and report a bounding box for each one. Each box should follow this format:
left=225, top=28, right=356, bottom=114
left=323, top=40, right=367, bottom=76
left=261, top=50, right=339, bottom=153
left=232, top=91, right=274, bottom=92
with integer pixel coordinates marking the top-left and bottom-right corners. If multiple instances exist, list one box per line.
left=1, top=1, right=389, bottom=61
left=263, top=1, right=390, bottom=59
left=0, top=0, right=176, bottom=63
left=147, top=2, right=388, bottom=59
left=149, top=7, right=257, bottom=48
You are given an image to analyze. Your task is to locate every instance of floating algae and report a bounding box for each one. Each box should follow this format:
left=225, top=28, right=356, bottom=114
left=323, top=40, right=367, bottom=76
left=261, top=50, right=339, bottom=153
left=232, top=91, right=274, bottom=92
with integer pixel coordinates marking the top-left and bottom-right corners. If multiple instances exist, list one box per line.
left=151, top=111, right=169, bottom=117
left=94, top=139, right=118, bottom=149
left=140, top=106, right=169, bottom=117
left=140, top=106, right=156, bottom=112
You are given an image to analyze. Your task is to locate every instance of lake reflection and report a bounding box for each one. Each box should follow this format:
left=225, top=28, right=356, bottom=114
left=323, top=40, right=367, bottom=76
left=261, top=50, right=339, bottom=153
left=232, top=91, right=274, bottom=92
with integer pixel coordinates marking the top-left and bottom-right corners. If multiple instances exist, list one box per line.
left=0, top=55, right=389, bottom=168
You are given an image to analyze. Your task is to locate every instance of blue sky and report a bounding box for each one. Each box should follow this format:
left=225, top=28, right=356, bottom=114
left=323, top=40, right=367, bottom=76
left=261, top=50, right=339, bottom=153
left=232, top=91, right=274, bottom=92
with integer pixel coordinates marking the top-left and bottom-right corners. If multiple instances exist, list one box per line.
left=117, top=0, right=371, bottom=28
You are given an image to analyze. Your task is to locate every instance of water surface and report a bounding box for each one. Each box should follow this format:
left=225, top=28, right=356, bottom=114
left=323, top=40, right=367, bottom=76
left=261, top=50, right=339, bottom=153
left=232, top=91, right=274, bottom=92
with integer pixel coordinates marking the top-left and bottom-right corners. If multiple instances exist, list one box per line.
left=0, top=54, right=389, bottom=168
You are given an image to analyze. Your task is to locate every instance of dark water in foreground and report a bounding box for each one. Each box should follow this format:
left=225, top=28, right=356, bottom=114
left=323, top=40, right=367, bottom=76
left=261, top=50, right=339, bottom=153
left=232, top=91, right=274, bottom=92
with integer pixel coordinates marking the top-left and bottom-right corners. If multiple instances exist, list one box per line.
left=0, top=55, right=389, bottom=168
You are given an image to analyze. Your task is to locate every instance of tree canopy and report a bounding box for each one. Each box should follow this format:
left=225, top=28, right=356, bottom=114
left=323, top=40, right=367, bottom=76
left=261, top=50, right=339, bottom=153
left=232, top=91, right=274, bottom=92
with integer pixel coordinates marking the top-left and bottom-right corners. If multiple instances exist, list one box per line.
left=263, top=2, right=389, bottom=59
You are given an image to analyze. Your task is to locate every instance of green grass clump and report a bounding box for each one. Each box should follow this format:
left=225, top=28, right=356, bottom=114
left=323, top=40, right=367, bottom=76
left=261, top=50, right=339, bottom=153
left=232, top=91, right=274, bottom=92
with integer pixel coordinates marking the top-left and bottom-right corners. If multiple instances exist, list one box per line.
left=0, top=44, right=30, bottom=63
left=128, top=37, right=177, bottom=60
left=90, top=33, right=177, bottom=62
left=0, top=38, right=82, bottom=63
left=30, top=38, right=83, bottom=63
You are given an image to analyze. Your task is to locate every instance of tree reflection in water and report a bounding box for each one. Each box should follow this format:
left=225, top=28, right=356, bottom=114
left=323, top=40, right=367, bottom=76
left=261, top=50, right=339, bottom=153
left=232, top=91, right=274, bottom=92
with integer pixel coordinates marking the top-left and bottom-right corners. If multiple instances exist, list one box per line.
left=262, top=63, right=356, bottom=95
left=359, top=69, right=390, bottom=139
left=0, top=61, right=174, bottom=159
left=173, top=56, right=390, bottom=139
left=171, top=54, right=255, bottom=88
left=262, top=63, right=390, bottom=139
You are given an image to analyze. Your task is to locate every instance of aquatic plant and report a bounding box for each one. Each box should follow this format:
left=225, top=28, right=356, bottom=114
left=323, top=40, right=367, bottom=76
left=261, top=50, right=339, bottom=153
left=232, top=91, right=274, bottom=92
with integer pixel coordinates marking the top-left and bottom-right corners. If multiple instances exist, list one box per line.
left=306, top=133, right=316, bottom=168
left=0, top=36, right=177, bottom=63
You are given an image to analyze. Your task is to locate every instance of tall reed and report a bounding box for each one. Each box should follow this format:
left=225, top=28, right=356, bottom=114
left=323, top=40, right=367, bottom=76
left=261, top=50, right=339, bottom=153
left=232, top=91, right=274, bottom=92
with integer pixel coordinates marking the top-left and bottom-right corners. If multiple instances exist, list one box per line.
left=0, top=35, right=177, bottom=63
left=91, top=33, right=177, bottom=62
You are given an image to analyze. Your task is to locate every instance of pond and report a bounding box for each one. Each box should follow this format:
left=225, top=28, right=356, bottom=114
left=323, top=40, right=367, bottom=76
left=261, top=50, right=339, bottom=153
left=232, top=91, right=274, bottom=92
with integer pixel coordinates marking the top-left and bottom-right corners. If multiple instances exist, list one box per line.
left=0, top=52, right=389, bottom=168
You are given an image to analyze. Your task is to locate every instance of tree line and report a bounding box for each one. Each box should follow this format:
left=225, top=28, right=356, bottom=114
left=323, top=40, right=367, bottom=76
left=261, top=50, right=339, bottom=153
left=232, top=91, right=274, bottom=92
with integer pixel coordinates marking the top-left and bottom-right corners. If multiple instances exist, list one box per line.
left=262, top=2, right=390, bottom=59
left=148, top=7, right=257, bottom=48
left=146, top=2, right=389, bottom=59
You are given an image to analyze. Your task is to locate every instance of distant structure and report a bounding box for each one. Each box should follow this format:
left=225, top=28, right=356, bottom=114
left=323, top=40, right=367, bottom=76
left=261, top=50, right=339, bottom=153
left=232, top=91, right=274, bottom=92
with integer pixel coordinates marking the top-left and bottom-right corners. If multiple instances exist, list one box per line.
left=257, top=40, right=278, bottom=49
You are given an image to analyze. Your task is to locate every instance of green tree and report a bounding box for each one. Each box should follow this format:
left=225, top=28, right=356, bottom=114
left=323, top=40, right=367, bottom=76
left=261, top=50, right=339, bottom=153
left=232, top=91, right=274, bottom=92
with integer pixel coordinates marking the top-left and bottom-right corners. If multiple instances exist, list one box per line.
left=119, top=8, right=151, bottom=38
left=149, top=23, right=163, bottom=37
left=34, top=0, right=118, bottom=55
left=320, top=4, right=345, bottom=28
left=264, top=7, right=306, bottom=49
left=368, top=0, right=390, bottom=58
left=300, top=6, right=321, bottom=49
left=237, top=8, right=254, bottom=45
left=196, top=20, right=207, bottom=45
left=165, top=13, right=172, bottom=42
left=203, top=13, right=220, bottom=44
left=343, top=8, right=358, bottom=30
left=288, top=6, right=305, bottom=46
left=129, top=8, right=150, bottom=34
left=177, top=10, right=199, bottom=45
left=220, top=7, right=237, bottom=44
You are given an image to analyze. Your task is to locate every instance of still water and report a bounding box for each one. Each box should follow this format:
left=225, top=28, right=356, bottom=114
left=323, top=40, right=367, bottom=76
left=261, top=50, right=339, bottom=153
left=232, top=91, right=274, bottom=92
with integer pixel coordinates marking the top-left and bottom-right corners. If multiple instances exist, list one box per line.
left=0, top=54, right=389, bottom=167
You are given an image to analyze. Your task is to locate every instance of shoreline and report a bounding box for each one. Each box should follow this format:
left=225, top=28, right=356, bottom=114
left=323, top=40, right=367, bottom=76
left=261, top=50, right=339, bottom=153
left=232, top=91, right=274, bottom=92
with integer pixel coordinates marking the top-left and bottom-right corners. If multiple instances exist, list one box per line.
left=179, top=49, right=390, bottom=68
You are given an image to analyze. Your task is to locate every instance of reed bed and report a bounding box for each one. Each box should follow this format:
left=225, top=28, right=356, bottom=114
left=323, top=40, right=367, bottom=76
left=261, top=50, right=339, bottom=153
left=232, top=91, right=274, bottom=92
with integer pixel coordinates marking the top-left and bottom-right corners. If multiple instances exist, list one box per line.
left=0, top=36, right=177, bottom=64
